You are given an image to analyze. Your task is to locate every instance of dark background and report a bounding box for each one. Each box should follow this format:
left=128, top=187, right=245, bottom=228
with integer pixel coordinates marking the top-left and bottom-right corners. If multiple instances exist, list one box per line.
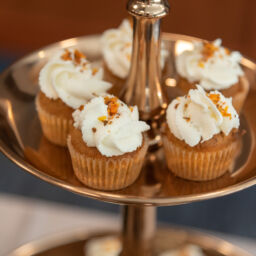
left=1, top=0, right=256, bottom=59
left=0, top=0, right=256, bottom=239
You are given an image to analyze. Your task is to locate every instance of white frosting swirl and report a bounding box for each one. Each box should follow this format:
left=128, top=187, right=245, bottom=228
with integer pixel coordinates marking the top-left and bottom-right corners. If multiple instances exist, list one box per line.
left=39, top=48, right=112, bottom=109
left=73, top=95, right=150, bottom=157
left=176, top=39, right=244, bottom=90
left=101, top=19, right=168, bottom=79
left=166, top=85, right=239, bottom=147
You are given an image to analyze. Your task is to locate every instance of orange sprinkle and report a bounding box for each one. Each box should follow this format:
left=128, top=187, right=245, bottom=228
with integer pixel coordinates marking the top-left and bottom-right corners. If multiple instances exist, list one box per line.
left=61, top=49, right=72, bottom=61
left=202, top=42, right=218, bottom=60
left=207, top=93, right=220, bottom=105
left=108, top=102, right=119, bottom=116
left=183, top=117, right=190, bottom=122
left=221, top=105, right=232, bottom=118
left=92, top=67, right=98, bottom=75
left=126, top=54, right=131, bottom=61
left=79, top=105, right=84, bottom=111
left=104, top=96, right=114, bottom=105
left=207, top=93, right=232, bottom=119
left=97, top=97, right=121, bottom=125
left=198, top=61, right=205, bottom=68
left=98, top=116, right=107, bottom=121
left=74, top=49, right=86, bottom=64
left=129, top=106, right=134, bottom=112
left=104, top=96, right=120, bottom=119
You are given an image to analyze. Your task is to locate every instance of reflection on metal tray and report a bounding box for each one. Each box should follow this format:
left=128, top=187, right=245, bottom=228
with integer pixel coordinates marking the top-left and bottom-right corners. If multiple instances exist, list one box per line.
left=8, top=228, right=251, bottom=256
left=0, top=33, right=255, bottom=206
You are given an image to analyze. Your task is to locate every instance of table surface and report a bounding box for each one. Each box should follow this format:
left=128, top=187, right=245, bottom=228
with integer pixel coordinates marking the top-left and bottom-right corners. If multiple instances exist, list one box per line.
left=0, top=193, right=255, bottom=256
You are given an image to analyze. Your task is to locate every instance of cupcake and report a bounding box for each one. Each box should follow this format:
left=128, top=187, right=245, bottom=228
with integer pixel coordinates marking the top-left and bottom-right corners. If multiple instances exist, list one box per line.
left=162, top=85, right=241, bottom=181
left=101, top=19, right=167, bottom=96
left=160, top=245, right=205, bottom=256
left=36, top=48, right=112, bottom=146
left=85, top=236, right=121, bottom=256
left=67, top=95, right=150, bottom=190
left=176, top=39, right=248, bottom=113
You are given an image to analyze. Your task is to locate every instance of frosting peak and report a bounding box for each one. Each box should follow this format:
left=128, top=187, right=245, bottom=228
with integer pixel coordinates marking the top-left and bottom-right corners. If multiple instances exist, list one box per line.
left=166, top=85, right=240, bottom=147
left=73, top=95, right=150, bottom=157
left=39, top=48, right=112, bottom=109
left=176, top=39, right=244, bottom=90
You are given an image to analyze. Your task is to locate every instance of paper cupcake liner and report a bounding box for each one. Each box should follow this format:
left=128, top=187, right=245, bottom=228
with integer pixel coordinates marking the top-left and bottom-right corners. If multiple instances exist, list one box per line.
left=67, top=136, right=148, bottom=190
left=35, top=95, right=73, bottom=146
left=162, top=135, right=238, bottom=181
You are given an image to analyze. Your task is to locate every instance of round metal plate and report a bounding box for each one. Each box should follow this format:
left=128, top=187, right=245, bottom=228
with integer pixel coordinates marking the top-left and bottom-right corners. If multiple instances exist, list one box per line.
left=0, top=33, right=256, bottom=206
left=8, top=228, right=252, bottom=256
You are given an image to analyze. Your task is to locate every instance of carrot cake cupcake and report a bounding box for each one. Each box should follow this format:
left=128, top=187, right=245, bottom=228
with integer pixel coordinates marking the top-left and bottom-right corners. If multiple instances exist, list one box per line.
left=176, top=39, right=248, bottom=113
left=101, top=19, right=167, bottom=96
left=67, top=95, right=150, bottom=190
left=162, top=85, right=241, bottom=181
left=36, top=48, right=112, bottom=146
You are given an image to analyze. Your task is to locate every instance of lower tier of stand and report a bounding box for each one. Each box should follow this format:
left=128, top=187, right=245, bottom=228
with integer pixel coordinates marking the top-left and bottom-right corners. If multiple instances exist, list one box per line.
left=9, top=228, right=251, bottom=256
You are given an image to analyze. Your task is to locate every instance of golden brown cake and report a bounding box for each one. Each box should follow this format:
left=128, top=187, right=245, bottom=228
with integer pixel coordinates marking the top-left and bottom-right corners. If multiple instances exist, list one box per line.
left=36, top=48, right=112, bottom=146
left=162, top=85, right=241, bottom=181
left=36, top=91, right=73, bottom=146
left=67, top=95, right=150, bottom=190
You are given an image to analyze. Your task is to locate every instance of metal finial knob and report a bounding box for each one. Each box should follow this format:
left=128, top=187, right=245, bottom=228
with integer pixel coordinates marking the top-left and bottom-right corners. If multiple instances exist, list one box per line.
left=122, top=0, right=170, bottom=121
left=127, top=0, right=169, bottom=18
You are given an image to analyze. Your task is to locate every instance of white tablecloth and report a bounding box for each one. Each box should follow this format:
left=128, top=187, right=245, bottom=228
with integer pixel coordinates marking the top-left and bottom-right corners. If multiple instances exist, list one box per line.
left=0, top=193, right=255, bottom=256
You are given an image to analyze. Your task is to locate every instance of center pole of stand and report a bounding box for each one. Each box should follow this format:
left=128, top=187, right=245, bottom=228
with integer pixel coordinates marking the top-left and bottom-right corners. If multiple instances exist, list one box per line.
left=120, top=1, right=169, bottom=255
left=123, top=0, right=170, bottom=145
left=122, top=0, right=170, bottom=121
left=121, top=206, right=156, bottom=256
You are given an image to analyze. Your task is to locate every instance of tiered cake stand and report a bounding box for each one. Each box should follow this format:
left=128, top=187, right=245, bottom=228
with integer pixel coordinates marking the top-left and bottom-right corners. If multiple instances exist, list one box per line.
left=1, top=1, right=256, bottom=255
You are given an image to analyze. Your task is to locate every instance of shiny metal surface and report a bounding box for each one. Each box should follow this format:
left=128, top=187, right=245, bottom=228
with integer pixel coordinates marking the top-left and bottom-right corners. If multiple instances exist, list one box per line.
left=0, top=33, right=255, bottom=206
left=124, top=0, right=169, bottom=121
left=8, top=228, right=252, bottom=256
left=121, top=206, right=156, bottom=256
left=127, top=0, right=169, bottom=18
